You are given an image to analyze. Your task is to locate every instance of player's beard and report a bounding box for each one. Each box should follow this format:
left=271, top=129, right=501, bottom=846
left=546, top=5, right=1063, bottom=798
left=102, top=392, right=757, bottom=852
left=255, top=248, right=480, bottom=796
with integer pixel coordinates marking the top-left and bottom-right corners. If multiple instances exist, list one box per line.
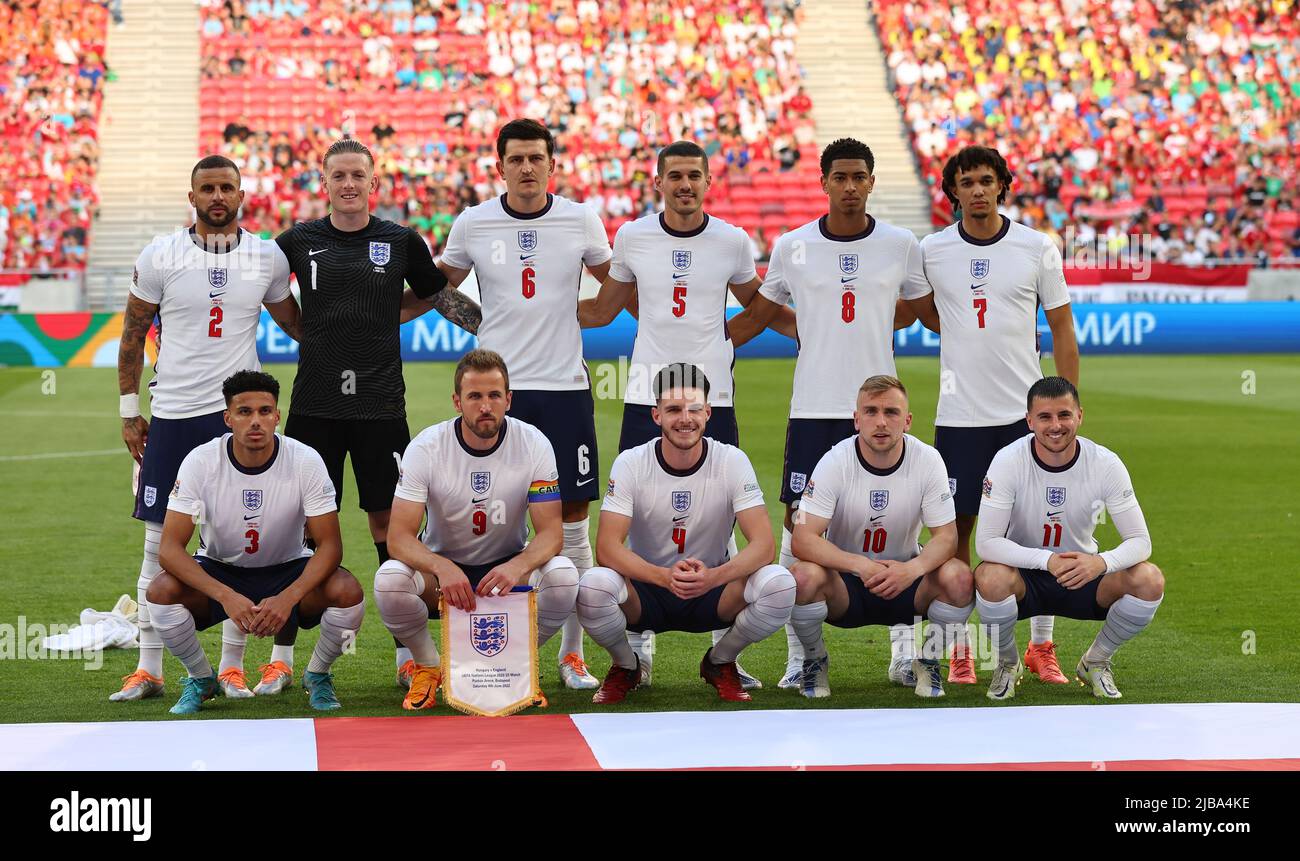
left=197, top=205, right=237, bottom=231
left=467, top=414, right=502, bottom=440
left=664, top=423, right=704, bottom=451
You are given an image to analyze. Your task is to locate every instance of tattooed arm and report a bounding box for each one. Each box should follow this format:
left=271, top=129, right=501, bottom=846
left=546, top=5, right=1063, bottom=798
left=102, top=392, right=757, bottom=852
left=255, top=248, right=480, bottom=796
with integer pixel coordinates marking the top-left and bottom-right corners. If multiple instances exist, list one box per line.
left=428, top=283, right=482, bottom=335
left=118, top=293, right=157, bottom=463
left=265, top=295, right=302, bottom=341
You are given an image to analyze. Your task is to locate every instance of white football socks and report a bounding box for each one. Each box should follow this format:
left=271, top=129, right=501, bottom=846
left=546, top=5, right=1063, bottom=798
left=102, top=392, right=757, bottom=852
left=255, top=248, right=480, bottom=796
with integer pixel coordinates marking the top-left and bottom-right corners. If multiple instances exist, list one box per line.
left=374, top=562, right=438, bottom=666
left=560, top=519, right=594, bottom=660
left=1030, top=615, right=1054, bottom=645
left=577, top=567, right=637, bottom=669
left=532, top=557, right=579, bottom=646
left=219, top=619, right=246, bottom=675
left=1085, top=594, right=1162, bottom=664
left=135, top=522, right=164, bottom=677
left=307, top=599, right=364, bottom=675
left=148, top=601, right=211, bottom=679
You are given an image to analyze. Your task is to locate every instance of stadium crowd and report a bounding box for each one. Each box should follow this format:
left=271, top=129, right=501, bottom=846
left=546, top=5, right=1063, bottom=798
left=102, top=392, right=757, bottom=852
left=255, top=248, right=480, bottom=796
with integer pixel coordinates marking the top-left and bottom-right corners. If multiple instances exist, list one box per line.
left=877, top=0, right=1300, bottom=264
left=197, top=0, right=820, bottom=253
left=0, top=0, right=109, bottom=271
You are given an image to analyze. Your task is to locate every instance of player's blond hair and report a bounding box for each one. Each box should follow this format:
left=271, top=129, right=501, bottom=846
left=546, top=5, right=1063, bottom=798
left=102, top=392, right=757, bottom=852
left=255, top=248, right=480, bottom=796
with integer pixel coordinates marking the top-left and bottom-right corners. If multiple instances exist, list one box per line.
left=323, top=138, right=374, bottom=170
left=858, top=375, right=907, bottom=401
left=454, top=349, right=510, bottom=394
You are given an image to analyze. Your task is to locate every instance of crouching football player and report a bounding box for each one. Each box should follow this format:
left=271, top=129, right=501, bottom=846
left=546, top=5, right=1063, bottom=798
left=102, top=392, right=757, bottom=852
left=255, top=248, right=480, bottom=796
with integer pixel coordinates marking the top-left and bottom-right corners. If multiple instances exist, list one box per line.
left=148, top=371, right=364, bottom=714
left=975, top=377, right=1164, bottom=700
left=577, top=364, right=795, bottom=703
left=374, top=350, right=580, bottom=710
left=789, top=376, right=973, bottom=698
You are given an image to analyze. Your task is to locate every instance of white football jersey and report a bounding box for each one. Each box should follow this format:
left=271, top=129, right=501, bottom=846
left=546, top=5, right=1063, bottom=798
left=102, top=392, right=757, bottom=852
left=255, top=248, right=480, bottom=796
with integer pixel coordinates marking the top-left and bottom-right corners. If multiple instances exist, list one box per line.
left=980, top=435, right=1140, bottom=563
left=609, top=213, right=757, bottom=407
left=920, top=217, right=1071, bottom=427
left=167, top=434, right=336, bottom=567
left=131, top=229, right=292, bottom=419
left=440, top=193, right=612, bottom=390
left=602, top=438, right=765, bottom=569
left=799, top=434, right=955, bottom=563
left=394, top=417, right=560, bottom=566
left=760, top=216, right=931, bottom=418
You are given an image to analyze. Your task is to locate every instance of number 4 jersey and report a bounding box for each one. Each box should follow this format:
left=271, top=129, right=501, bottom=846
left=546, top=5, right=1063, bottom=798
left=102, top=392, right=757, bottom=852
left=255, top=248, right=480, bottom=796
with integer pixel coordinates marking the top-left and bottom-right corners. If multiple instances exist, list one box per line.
left=168, top=434, right=337, bottom=566
left=602, top=438, right=765, bottom=569
left=394, top=417, right=560, bottom=566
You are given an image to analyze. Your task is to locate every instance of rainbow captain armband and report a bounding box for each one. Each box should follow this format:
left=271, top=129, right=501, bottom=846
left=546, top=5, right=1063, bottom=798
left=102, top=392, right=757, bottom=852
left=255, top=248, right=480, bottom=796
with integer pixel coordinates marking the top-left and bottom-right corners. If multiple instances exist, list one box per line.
left=528, top=479, right=561, bottom=503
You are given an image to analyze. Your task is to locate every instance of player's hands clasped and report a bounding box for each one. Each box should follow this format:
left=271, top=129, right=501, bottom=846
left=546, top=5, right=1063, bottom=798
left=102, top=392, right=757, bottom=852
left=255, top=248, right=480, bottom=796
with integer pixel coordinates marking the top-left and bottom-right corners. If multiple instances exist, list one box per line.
left=1051, top=552, right=1106, bottom=589
left=122, top=416, right=149, bottom=463
left=669, top=558, right=713, bottom=600
left=477, top=558, right=530, bottom=598
left=437, top=566, right=476, bottom=611
left=864, top=559, right=920, bottom=599
left=221, top=591, right=259, bottom=634
left=250, top=593, right=296, bottom=637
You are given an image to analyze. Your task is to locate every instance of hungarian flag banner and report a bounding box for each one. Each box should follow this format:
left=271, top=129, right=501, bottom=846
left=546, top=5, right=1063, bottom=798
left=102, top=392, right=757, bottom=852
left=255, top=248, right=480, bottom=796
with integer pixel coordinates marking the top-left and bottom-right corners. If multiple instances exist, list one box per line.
left=440, top=587, right=546, bottom=717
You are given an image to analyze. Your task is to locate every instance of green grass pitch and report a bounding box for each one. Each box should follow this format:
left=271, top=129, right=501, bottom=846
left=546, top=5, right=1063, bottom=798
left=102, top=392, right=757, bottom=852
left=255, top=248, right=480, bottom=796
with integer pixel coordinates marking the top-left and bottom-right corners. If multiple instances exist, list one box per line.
left=0, top=355, right=1297, bottom=723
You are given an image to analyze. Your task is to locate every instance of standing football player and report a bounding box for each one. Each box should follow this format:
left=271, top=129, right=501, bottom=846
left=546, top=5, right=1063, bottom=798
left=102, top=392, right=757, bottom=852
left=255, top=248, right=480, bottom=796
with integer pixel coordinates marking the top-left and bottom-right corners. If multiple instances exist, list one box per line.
left=722, top=138, right=936, bottom=689
left=404, top=120, right=609, bottom=690
left=113, top=155, right=302, bottom=703
left=908, top=146, right=1080, bottom=685
left=975, top=377, right=1162, bottom=700
left=275, top=139, right=481, bottom=688
left=374, top=350, right=580, bottom=709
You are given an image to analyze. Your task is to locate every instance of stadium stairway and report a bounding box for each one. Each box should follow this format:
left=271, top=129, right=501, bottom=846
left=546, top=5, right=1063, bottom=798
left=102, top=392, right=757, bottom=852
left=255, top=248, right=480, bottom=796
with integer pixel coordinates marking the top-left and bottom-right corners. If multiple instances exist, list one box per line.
left=796, top=0, right=931, bottom=236
left=85, top=0, right=200, bottom=311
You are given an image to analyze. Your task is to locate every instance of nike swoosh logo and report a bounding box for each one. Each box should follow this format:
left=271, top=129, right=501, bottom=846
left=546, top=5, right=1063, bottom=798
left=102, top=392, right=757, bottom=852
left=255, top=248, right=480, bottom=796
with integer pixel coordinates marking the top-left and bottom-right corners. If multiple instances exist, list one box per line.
left=308, top=248, right=327, bottom=256
left=243, top=514, right=258, bottom=521
left=519, top=254, right=535, bottom=261
left=870, top=515, right=884, bottom=523
left=672, top=273, right=690, bottom=280
left=841, top=277, right=855, bottom=284
left=970, top=283, right=987, bottom=290
left=672, top=515, right=688, bottom=523
left=1047, top=511, right=1062, bottom=517
left=575, top=478, right=594, bottom=487
left=209, top=291, right=225, bottom=299
left=472, top=497, right=489, bottom=504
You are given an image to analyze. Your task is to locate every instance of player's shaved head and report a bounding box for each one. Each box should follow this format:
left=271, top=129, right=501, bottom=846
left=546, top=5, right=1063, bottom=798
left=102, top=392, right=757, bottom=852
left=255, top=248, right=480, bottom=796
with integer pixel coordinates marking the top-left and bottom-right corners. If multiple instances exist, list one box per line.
left=1027, top=376, right=1079, bottom=411
left=820, top=138, right=874, bottom=177
left=941, top=146, right=1014, bottom=207
left=859, top=374, right=908, bottom=402
left=191, top=155, right=240, bottom=187
left=656, top=140, right=709, bottom=176
left=454, top=349, right=510, bottom=395
left=223, top=370, right=280, bottom=405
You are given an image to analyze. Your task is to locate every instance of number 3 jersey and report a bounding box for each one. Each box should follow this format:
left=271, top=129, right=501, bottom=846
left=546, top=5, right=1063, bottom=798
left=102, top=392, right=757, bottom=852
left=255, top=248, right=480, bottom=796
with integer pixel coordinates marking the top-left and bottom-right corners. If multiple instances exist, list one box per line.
left=979, top=435, right=1141, bottom=567
left=602, top=438, right=765, bottom=569
left=168, top=434, right=337, bottom=566
left=799, top=434, right=955, bottom=562
left=394, top=417, right=560, bottom=566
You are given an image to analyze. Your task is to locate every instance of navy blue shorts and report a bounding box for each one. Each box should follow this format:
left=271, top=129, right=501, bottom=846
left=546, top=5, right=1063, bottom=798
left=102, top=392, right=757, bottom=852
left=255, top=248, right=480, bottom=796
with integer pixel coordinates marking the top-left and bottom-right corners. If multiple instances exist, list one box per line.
left=285, top=413, right=409, bottom=512
left=133, top=411, right=229, bottom=523
left=780, top=418, right=857, bottom=505
left=1015, top=568, right=1108, bottom=621
left=618, top=403, right=738, bottom=452
left=627, top=580, right=728, bottom=634
left=508, top=389, right=599, bottom=503
left=455, top=552, right=522, bottom=591
left=196, top=556, right=314, bottom=630
left=934, top=421, right=1029, bottom=516
left=828, top=571, right=924, bottom=628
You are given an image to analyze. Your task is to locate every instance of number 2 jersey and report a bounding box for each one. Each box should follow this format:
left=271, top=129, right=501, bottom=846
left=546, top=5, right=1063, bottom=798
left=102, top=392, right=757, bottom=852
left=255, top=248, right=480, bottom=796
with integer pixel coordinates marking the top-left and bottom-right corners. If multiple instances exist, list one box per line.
left=799, top=434, right=955, bottom=562
left=394, top=417, right=560, bottom=565
left=167, top=434, right=337, bottom=566
left=979, top=435, right=1144, bottom=570
left=602, top=438, right=765, bottom=569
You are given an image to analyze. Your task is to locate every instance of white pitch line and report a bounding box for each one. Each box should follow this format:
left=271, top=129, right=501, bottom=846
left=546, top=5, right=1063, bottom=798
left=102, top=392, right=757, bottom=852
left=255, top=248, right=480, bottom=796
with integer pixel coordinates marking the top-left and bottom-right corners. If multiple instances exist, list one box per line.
left=0, top=410, right=120, bottom=418
left=0, top=448, right=125, bottom=462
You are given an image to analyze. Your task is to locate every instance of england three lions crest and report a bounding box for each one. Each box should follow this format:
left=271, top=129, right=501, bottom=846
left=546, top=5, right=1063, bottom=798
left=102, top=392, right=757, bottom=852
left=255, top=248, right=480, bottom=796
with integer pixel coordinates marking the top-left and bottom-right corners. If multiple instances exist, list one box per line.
left=672, top=490, right=691, bottom=513
left=970, top=258, right=990, bottom=279
left=242, top=489, right=263, bottom=511
left=839, top=254, right=858, bottom=275
left=470, top=613, right=508, bottom=657
left=208, top=268, right=227, bottom=290
left=672, top=249, right=691, bottom=271
left=870, top=490, right=889, bottom=511
left=517, top=230, right=537, bottom=252
left=369, top=241, right=391, bottom=266
left=471, top=472, right=491, bottom=494
left=1046, top=486, right=1067, bottom=507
